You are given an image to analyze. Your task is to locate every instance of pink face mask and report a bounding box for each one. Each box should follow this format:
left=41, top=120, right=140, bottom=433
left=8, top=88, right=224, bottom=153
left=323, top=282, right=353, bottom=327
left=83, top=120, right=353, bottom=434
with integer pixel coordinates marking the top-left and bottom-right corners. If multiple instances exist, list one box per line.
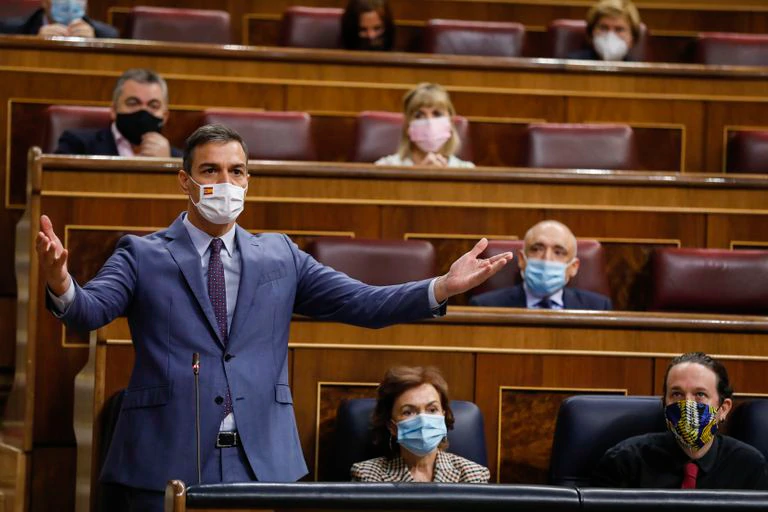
left=407, top=117, right=452, bottom=153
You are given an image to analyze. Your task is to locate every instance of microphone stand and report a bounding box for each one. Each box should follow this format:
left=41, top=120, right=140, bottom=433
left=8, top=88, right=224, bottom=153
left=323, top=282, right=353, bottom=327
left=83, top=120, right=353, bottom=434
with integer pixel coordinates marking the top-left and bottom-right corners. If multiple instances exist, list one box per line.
left=192, top=352, right=201, bottom=484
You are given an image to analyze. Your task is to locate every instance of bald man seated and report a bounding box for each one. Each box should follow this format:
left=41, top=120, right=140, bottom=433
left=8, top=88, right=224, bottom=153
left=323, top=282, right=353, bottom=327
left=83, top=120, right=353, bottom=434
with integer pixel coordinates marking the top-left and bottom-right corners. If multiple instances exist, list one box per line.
left=469, top=220, right=612, bottom=310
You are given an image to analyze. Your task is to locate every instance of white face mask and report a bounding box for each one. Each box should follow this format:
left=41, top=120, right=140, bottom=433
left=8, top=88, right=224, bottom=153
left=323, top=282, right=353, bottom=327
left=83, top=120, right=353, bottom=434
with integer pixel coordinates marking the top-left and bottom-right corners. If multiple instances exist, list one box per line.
left=593, top=32, right=630, bottom=61
left=188, top=177, right=246, bottom=225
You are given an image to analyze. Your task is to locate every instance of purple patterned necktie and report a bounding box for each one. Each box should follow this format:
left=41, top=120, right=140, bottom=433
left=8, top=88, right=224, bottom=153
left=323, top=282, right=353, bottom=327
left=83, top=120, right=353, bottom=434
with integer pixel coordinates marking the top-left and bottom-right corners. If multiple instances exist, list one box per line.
left=208, top=238, right=232, bottom=416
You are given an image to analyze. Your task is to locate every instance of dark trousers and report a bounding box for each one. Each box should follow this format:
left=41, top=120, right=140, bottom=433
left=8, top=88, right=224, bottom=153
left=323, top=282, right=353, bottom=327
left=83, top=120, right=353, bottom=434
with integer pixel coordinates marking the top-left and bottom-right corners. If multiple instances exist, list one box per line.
left=101, top=443, right=256, bottom=512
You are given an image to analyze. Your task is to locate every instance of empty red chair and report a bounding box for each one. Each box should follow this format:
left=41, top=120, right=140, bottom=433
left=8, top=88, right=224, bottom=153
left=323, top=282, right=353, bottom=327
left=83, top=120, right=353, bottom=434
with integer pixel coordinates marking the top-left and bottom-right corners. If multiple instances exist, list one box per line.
left=280, top=6, right=342, bottom=49
left=696, top=33, right=768, bottom=67
left=650, top=248, right=768, bottom=314
left=305, top=238, right=436, bottom=285
left=45, top=105, right=111, bottom=153
left=468, top=239, right=610, bottom=299
left=726, top=130, right=768, bottom=174
left=203, top=109, right=317, bottom=161
left=525, top=123, right=638, bottom=170
left=423, top=19, right=525, bottom=57
left=126, top=7, right=231, bottom=45
left=351, top=111, right=473, bottom=162
left=548, top=19, right=649, bottom=61
left=0, top=0, right=40, bottom=18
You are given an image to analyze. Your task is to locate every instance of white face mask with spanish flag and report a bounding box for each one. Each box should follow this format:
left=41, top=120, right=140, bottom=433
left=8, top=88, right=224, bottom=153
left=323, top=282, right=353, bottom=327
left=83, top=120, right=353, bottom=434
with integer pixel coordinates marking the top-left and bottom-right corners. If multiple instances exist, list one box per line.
left=189, top=177, right=246, bottom=225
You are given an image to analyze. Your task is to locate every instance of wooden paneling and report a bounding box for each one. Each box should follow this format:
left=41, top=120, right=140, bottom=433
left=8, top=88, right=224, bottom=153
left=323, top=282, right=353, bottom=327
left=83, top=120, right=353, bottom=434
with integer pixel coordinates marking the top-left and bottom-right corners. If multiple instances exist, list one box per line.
left=498, top=387, right=625, bottom=483
left=90, top=0, right=768, bottom=45
left=30, top=447, right=75, bottom=512
left=652, top=358, right=768, bottom=397
left=9, top=154, right=768, bottom=512
left=476, top=353, right=654, bottom=479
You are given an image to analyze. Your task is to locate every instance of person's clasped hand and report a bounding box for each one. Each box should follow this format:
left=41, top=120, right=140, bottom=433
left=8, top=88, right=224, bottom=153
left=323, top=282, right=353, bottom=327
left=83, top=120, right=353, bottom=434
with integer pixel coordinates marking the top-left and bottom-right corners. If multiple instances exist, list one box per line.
left=39, top=0, right=95, bottom=38
left=416, top=152, right=448, bottom=167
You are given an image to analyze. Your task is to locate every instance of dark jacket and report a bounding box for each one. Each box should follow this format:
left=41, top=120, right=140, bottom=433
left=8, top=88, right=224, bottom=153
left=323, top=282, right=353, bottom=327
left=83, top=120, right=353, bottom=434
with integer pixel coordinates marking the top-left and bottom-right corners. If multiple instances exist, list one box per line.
left=567, top=47, right=635, bottom=62
left=55, top=127, right=182, bottom=157
left=469, top=283, right=612, bottom=310
left=0, top=8, right=119, bottom=38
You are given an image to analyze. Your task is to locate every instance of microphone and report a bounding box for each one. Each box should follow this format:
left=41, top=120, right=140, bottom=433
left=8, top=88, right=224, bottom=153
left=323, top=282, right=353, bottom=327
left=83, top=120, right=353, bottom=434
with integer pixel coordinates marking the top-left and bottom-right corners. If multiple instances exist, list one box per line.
left=192, top=352, right=201, bottom=484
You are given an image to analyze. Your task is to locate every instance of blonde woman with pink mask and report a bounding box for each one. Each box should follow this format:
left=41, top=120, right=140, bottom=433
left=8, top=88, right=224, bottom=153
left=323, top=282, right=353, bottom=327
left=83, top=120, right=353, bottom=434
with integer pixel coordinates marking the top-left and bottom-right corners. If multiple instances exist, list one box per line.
left=376, top=83, right=475, bottom=168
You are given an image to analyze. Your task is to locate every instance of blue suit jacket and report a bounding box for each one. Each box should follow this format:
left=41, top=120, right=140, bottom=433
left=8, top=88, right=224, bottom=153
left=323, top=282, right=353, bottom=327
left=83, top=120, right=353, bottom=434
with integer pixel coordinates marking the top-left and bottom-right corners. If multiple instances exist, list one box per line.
left=0, top=8, right=119, bottom=37
left=469, top=283, right=612, bottom=310
left=55, top=126, right=183, bottom=157
left=52, top=214, right=438, bottom=489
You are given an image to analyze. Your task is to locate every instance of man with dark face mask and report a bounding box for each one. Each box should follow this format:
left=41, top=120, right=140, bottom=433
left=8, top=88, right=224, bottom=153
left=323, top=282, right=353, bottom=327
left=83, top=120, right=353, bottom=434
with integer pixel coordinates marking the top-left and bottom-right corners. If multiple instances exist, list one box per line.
left=592, top=352, right=768, bottom=489
left=55, top=68, right=181, bottom=158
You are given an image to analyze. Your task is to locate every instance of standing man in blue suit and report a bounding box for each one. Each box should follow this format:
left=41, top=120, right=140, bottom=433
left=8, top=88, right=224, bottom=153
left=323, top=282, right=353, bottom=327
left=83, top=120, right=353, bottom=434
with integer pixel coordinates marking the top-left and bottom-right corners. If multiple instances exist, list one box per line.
left=469, top=220, right=612, bottom=310
left=36, top=124, right=514, bottom=511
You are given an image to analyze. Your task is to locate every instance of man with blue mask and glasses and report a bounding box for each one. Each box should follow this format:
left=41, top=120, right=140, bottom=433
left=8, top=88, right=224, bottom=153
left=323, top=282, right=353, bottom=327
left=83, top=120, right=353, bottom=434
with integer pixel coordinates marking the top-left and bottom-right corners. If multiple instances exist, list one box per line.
left=0, top=0, right=118, bottom=38
left=470, top=220, right=612, bottom=310
left=592, top=352, right=768, bottom=489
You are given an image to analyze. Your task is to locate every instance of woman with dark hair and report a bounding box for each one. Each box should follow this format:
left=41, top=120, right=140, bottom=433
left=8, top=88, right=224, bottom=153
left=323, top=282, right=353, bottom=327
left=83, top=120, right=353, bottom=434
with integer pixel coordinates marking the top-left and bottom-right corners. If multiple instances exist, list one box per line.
left=341, top=0, right=395, bottom=51
left=351, top=366, right=489, bottom=482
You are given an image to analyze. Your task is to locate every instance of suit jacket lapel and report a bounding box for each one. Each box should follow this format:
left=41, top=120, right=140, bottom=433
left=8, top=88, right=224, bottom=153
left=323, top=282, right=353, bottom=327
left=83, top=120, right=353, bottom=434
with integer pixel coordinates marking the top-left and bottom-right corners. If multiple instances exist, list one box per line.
left=101, top=127, right=119, bottom=155
left=509, top=284, right=528, bottom=308
left=165, top=215, right=224, bottom=346
left=228, top=226, right=262, bottom=345
left=562, top=288, right=577, bottom=309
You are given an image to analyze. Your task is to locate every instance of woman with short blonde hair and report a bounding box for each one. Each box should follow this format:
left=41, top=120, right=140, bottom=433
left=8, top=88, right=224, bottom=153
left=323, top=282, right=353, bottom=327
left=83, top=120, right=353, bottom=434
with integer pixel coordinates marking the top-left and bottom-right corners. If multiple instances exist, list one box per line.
left=376, top=83, right=474, bottom=168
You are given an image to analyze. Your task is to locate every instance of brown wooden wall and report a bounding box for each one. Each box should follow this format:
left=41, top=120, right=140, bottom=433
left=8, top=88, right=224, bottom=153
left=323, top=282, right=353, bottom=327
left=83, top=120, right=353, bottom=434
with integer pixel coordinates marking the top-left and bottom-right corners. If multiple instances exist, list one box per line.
left=85, top=316, right=768, bottom=502
left=7, top=155, right=768, bottom=511
left=88, top=0, right=768, bottom=46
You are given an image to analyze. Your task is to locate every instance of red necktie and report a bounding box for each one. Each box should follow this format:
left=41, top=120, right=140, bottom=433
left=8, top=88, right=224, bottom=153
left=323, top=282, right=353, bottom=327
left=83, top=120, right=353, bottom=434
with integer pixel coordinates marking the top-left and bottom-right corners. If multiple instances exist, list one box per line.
left=681, top=462, right=698, bottom=489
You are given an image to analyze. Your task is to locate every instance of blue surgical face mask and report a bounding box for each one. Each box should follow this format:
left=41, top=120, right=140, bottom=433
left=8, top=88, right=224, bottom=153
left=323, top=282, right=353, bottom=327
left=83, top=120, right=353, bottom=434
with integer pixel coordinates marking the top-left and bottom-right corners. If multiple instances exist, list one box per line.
left=522, top=253, right=574, bottom=298
left=396, top=413, right=447, bottom=457
left=49, top=0, right=86, bottom=26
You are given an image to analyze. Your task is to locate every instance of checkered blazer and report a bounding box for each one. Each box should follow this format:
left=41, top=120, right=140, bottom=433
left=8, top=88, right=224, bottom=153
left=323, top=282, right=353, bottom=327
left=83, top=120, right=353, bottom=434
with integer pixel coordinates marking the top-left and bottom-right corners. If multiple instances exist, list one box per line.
left=350, top=450, right=490, bottom=483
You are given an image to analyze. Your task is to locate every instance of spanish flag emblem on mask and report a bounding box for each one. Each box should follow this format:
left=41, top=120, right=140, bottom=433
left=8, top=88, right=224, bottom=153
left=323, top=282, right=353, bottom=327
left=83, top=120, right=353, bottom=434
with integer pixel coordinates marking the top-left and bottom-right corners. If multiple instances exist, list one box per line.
left=202, top=186, right=215, bottom=196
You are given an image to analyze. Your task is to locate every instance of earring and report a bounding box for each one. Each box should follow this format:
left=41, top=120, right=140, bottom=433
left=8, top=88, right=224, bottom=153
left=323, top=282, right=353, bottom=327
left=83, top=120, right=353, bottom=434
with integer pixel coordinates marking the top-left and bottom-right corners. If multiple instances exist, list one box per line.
left=389, top=435, right=396, bottom=453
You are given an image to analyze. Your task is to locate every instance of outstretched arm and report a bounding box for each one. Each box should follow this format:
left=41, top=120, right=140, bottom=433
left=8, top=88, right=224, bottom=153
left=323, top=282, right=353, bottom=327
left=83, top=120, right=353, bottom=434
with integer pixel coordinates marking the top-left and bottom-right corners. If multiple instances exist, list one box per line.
left=433, top=238, right=514, bottom=303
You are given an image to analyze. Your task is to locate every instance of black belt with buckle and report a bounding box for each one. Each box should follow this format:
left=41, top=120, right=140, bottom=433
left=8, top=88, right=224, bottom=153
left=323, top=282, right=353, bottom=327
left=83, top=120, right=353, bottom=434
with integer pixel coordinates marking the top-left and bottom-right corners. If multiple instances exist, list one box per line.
left=216, top=431, right=239, bottom=448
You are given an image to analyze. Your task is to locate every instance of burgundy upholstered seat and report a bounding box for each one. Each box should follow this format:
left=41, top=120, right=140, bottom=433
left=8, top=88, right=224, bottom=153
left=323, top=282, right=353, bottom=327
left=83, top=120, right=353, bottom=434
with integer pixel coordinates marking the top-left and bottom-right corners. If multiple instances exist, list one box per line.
left=650, top=248, right=768, bottom=314
left=305, top=238, right=436, bottom=286
left=44, top=105, right=111, bottom=153
left=468, top=239, right=610, bottom=299
left=525, top=123, right=638, bottom=170
left=726, top=130, right=768, bottom=174
left=351, top=111, right=472, bottom=162
left=423, top=19, right=525, bottom=57
left=203, top=109, right=317, bottom=161
left=279, top=6, right=342, bottom=49
left=695, top=32, right=768, bottom=67
left=126, top=6, right=231, bottom=44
